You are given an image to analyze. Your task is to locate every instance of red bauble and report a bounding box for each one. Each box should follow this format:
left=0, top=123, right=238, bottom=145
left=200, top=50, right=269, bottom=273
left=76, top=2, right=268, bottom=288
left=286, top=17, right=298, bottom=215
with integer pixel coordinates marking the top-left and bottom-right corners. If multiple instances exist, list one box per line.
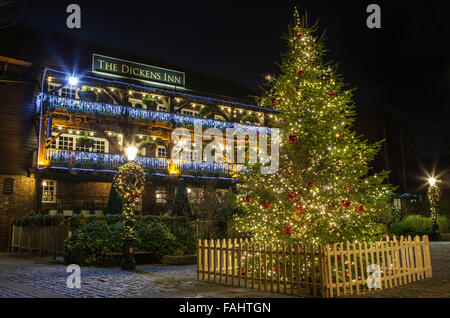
left=288, top=191, right=297, bottom=201
left=295, top=202, right=304, bottom=212
left=357, top=205, right=365, bottom=212
left=262, top=201, right=271, bottom=209
left=297, top=34, right=303, bottom=40
left=341, top=200, right=352, bottom=208
left=244, top=195, right=252, bottom=203
left=307, top=181, right=314, bottom=188
left=337, top=254, right=342, bottom=262
left=298, top=70, right=305, bottom=77
left=284, top=225, right=293, bottom=235
left=327, top=205, right=334, bottom=212
left=345, top=271, right=349, bottom=278
left=338, top=135, right=345, bottom=141
left=328, top=91, right=337, bottom=96
left=345, top=184, right=351, bottom=190
left=271, top=98, right=278, bottom=105
left=240, top=269, right=246, bottom=276
left=289, top=134, right=298, bottom=144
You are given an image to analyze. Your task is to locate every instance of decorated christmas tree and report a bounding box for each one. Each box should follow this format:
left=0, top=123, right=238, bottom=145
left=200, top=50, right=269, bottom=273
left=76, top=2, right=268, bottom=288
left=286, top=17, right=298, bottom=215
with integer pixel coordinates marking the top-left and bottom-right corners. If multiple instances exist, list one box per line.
left=233, top=9, right=396, bottom=245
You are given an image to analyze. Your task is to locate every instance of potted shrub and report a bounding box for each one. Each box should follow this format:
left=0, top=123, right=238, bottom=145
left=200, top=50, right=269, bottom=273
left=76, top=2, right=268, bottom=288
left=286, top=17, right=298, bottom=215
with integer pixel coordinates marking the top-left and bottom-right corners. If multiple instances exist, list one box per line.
left=79, top=211, right=89, bottom=225
left=76, top=132, right=95, bottom=149
left=78, top=86, right=98, bottom=101
left=142, top=95, right=157, bottom=109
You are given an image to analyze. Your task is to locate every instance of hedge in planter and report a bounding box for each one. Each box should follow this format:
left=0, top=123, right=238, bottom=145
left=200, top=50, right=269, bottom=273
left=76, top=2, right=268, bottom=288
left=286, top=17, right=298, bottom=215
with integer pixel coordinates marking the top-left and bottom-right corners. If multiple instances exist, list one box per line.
left=64, top=221, right=119, bottom=266
left=64, top=221, right=182, bottom=266
left=134, top=222, right=178, bottom=262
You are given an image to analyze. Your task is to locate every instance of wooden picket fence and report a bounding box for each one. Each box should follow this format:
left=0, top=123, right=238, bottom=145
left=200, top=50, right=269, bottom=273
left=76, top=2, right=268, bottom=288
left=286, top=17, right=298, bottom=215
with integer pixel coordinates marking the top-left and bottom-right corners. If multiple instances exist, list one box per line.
left=197, top=235, right=432, bottom=298
left=10, top=224, right=70, bottom=258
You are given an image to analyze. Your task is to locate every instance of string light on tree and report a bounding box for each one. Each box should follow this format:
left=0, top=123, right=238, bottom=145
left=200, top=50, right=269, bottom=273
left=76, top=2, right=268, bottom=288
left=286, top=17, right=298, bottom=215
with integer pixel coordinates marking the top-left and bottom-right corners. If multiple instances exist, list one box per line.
left=233, top=8, right=394, bottom=245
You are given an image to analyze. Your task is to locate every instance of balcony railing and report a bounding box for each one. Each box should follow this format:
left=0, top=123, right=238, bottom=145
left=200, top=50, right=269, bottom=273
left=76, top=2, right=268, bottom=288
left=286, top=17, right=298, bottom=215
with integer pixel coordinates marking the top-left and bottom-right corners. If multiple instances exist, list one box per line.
left=45, top=149, right=244, bottom=176
left=37, top=93, right=271, bottom=134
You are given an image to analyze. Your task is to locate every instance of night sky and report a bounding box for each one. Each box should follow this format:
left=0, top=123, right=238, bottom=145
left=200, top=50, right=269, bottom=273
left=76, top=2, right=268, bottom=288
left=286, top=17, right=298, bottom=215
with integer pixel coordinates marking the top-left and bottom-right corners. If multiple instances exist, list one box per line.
left=16, top=0, right=450, bottom=157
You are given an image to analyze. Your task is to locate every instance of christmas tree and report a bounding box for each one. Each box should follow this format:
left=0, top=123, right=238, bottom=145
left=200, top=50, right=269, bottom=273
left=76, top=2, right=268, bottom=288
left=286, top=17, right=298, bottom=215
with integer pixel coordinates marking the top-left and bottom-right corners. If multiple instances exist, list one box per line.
left=233, top=9, right=396, bottom=245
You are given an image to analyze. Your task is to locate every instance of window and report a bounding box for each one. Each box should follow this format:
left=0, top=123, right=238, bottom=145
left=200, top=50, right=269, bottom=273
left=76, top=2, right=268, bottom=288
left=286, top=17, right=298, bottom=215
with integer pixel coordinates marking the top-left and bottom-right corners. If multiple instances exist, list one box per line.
left=42, top=180, right=56, bottom=203
left=134, top=195, right=143, bottom=212
left=2, top=178, right=14, bottom=195
left=57, top=136, right=75, bottom=150
left=156, top=188, right=167, bottom=204
left=156, top=146, right=167, bottom=158
left=93, top=140, right=106, bottom=153
left=51, top=133, right=109, bottom=153
left=61, top=87, right=77, bottom=99
left=181, top=109, right=199, bottom=117
left=187, top=187, right=203, bottom=204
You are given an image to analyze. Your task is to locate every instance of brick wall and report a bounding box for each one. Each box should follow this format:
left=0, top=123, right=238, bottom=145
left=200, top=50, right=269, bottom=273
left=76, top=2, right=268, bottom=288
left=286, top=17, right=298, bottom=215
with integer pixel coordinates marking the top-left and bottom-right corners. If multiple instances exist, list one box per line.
left=0, top=175, right=36, bottom=251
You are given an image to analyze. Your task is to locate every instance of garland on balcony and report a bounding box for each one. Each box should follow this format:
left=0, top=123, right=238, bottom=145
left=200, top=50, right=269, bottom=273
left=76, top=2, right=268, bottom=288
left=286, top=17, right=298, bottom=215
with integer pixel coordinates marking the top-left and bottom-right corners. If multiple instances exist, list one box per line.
left=113, top=162, right=146, bottom=238
left=38, top=93, right=271, bottom=134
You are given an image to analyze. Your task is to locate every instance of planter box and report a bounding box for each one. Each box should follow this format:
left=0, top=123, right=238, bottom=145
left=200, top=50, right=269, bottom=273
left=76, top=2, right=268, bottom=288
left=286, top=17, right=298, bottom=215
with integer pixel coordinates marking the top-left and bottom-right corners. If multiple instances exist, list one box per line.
left=441, top=233, right=450, bottom=241
left=161, top=254, right=197, bottom=265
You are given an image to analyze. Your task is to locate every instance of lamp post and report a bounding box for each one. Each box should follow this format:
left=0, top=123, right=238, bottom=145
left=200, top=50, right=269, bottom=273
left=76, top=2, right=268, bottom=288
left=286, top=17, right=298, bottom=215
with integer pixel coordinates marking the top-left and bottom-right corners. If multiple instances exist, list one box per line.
left=121, top=145, right=139, bottom=270
left=427, top=177, right=440, bottom=238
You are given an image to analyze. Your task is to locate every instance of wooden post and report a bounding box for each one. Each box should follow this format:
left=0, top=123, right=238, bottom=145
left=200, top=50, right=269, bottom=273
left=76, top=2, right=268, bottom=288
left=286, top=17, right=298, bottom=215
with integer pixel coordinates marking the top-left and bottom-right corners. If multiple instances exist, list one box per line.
left=197, top=240, right=201, bottom=281
left=406, top=236, right=415, bottom=282
left=211, top=239, right=216, bottom=283
left=303, top=246, right=309, bottom=294
left=415, top=236, right=424, bottom=280
left=225, top=239, right=230, bottom=285
left=333, top=243, right=340, bottom=296
left=203, top=239, right=207, bottom=281
left=296, top=245, right=301, bottom=295
left=218, top=239, right=222, bottom=284
left=276, top=243, right=280, bottom=293
left=311, top=245, right=317, bottom=296
left=238, top=238, right=242, bottom=287
left=52, top=226, right=56, bottom=260
left=423, top=235, right=432, bottom=278
left=251, top=241, right=255, bottom=289
left=290, top=244, right=294, bottom=295
left=18, top=226, right=22, bottom=254
left=283, top=243, right=287, bottom=294
left=269, top=243, right=275, bottom=292
left=264, top=243, right=268, bottom=293
left=346, top=241, right=353, bottom=295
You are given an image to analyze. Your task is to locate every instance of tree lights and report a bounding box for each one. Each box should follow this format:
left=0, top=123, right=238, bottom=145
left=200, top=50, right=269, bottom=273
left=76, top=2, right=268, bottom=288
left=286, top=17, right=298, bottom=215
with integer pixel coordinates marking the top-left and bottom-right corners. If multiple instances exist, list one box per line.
left=233, top=9, right=394, bottom=246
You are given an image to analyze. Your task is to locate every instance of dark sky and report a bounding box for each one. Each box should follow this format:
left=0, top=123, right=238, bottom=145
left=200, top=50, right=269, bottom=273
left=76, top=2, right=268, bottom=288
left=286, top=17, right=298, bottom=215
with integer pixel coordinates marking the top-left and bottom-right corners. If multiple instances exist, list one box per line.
left=19, top=0, right=450, bottom=157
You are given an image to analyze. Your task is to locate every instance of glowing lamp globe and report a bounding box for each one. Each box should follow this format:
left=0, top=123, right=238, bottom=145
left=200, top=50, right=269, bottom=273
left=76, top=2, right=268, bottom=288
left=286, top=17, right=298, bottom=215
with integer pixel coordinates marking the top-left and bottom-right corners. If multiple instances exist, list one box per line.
left=428, top=177, right=436, bottom=187
left=125, top=146, right=138, bottom=161
left=67, top=76, right=79, bottom=86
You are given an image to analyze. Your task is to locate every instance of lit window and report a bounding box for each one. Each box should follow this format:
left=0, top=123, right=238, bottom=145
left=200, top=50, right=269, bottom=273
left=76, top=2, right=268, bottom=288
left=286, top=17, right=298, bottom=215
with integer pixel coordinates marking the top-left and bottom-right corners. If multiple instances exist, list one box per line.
left=93, top=140, right=106, bottom=153
left=57, top=136, right=74, bottom=150
left=157, top=146, right=167, bottom=158
left=61, top=87, right=77, bottom=99
left=187, top=187, right=204, bottom=204
left=156, top=188, right=167, bottom=204
left=42, top=180, right=56, bottom=203
left=134, top=195, right=143, bottom=212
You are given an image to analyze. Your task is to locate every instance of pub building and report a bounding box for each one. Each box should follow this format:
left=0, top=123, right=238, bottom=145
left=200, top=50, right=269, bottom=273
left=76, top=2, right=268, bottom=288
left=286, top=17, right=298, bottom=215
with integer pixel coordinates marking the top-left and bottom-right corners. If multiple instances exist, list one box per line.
left=0, top=25, right=276, bottom=250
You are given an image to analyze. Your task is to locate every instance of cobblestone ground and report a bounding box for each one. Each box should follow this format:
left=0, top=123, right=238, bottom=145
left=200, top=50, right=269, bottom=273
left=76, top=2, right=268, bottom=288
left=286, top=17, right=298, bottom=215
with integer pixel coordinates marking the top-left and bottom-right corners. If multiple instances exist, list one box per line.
left=0, top=242, right=448, bottom=298
left=0, top=254, right=292, bottom=298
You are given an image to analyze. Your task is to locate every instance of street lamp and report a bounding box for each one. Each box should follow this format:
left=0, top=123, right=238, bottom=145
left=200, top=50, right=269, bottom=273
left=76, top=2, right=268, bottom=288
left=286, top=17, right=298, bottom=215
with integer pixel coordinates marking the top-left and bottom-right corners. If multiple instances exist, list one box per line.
left=427, top=177, right=440, bottom=238
left=121, top=145, right=139, bottom=270
left=125, top=145, right=138, bottom=162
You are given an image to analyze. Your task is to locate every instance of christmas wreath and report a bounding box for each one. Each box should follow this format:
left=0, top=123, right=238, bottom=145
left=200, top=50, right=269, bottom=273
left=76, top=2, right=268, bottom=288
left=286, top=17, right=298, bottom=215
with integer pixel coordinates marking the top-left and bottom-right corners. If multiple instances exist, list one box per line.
left=113, top=162, right=145, bottom=205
